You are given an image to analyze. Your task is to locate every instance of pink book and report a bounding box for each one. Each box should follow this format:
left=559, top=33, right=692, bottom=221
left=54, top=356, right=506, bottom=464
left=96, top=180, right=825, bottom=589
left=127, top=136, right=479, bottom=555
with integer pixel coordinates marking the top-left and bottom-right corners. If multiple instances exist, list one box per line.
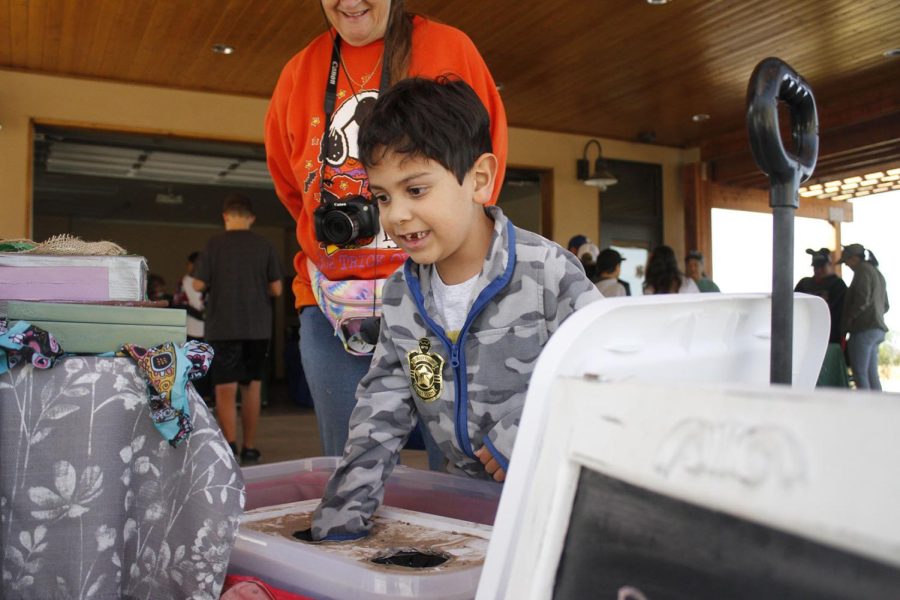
left=0, top=253, right=147, bottom=302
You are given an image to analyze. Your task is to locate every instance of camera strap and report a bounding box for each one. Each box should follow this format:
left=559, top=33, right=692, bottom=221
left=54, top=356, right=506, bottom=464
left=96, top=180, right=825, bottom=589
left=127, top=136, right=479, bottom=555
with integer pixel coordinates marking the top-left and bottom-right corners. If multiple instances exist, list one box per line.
left=313, top=35, right=394, bottom=355
left=321, top=35, right=392, bottom=187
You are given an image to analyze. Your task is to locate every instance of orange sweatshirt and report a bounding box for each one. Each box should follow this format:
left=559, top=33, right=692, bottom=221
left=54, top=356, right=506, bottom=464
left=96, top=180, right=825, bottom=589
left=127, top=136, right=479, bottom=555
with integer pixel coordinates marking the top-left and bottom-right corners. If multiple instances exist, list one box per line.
left=265, top=16, right=508, bottom=309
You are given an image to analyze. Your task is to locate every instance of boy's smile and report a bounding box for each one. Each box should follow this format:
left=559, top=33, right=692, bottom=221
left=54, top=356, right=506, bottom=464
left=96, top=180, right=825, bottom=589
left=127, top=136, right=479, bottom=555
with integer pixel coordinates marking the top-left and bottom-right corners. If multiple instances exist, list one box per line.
left=367, top=150, right=497, bottom=284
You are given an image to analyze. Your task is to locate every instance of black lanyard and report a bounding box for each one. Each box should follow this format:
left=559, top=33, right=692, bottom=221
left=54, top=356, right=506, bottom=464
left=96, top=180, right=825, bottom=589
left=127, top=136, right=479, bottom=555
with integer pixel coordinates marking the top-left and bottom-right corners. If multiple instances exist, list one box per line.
left=322, top=36, right=392, bottom=174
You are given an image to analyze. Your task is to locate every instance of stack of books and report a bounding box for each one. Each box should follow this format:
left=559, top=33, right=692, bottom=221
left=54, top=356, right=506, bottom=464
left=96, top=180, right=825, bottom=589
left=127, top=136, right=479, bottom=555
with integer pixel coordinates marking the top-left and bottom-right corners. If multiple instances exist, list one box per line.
left=0, top=252, right=186, bottom=353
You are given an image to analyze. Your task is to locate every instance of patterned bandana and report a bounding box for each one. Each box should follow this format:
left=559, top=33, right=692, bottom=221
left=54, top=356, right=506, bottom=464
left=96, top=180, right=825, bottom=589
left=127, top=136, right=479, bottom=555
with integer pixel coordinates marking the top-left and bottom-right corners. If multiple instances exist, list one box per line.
left=120, top=340, right=214, bottom=447
left=0, top=320, right=65, bottom=375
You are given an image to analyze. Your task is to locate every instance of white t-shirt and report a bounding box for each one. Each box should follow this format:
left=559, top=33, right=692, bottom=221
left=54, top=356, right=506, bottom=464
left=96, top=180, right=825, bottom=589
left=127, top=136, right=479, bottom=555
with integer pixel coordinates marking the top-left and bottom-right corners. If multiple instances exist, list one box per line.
left=432, top=268, right=479, bottom=341
left=181, top=274, right=205, bottom=338
left=596, top=278, right=626, bottom=297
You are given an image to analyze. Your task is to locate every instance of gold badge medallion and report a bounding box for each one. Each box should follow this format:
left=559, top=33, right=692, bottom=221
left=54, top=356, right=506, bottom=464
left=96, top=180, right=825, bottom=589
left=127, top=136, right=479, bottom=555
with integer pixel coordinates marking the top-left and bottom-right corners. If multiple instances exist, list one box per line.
left=407, top=338, right=444, bottom=402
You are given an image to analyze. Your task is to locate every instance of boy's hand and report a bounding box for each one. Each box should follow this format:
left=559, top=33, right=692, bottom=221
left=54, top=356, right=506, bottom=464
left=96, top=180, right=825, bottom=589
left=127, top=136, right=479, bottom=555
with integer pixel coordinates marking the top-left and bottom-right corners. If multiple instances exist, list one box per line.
left=475, top=446, right=506, bottom=482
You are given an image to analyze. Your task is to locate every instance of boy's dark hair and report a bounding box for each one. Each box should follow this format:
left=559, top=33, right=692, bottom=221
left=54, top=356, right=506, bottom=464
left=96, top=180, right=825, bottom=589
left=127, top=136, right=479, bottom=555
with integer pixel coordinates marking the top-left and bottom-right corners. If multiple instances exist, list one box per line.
left=187, top=251, right=199, bottom=263
left=222, top=193, right=254, bottom=216
left=358, top=76, right=492, bottom=184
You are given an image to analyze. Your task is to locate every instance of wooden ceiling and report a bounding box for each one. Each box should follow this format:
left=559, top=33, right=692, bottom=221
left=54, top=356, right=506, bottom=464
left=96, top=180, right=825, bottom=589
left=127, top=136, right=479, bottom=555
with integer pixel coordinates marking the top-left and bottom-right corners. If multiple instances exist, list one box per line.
left=2, top=0, right=899, bottom=187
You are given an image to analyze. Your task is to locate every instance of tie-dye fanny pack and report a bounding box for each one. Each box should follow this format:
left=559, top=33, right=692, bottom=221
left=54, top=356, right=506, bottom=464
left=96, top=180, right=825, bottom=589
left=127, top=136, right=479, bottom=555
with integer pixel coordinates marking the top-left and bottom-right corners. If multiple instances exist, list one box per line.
left=308, top=260, right=385, bottom=356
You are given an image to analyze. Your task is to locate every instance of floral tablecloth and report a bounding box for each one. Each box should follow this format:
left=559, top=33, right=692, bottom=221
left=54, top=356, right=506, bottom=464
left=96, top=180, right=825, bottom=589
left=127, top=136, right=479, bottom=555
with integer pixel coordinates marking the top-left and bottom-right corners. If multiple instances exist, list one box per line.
left=1, top=356, right=245, bottom=599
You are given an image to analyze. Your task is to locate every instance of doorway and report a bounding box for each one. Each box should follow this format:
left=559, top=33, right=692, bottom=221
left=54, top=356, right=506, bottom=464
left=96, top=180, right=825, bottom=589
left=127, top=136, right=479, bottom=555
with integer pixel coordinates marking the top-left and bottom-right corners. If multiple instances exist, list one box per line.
left=31, top=125, right=297, bottom=382
left=498, top=167, right=553, bottom=237
left=599, top=159, right=663, bottom=293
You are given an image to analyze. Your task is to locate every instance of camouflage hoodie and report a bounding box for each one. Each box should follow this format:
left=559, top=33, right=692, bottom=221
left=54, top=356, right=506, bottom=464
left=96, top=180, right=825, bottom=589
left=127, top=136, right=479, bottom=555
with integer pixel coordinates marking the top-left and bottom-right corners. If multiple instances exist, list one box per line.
left=311, top=206, right=602, bottom=540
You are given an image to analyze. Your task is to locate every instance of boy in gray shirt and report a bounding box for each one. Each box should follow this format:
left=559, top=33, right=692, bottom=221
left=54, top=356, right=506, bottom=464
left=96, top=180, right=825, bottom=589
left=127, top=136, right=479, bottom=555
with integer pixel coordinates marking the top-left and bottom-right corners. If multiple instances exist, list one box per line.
left=307, top=78, right=601, bottom=541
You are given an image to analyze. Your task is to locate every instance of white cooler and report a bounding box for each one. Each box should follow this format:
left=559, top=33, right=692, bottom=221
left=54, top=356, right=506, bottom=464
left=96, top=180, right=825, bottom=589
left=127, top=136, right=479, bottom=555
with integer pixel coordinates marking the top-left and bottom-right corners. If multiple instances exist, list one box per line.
left=478, top=294, right=900, bottom=598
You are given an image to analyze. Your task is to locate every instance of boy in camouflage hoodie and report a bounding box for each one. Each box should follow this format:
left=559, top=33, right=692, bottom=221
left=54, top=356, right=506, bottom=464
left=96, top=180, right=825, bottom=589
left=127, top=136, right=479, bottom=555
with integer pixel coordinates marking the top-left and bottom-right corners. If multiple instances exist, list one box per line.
left=308, top=77, right=602, bottom=541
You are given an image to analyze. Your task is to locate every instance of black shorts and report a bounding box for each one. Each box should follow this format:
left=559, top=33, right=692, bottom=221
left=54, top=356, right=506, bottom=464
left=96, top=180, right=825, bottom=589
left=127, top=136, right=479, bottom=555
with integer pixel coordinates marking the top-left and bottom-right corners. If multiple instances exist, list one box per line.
left=209, top=339, right=269, bottom=386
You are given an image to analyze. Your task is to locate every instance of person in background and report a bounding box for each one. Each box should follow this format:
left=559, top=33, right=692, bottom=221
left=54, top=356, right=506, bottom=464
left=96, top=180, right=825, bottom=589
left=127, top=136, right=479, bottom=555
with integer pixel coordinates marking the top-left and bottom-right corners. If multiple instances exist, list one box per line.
left=644, top=245, right=699, bottom=295
left=305, top=77, right=600, bottom=542
left=577, top=241, right=600, bottom=282
left=173, top=251, right=206, bottom=341
left=794, top=248, right=847, bottom=345
left=265, top=0, right=508, bottom=465
left=566, top=234, right=590, bottom=257
left=595, top=248, right=628, bottom=297
left=566, top=235, right=601, bottom=281
left=193, top=194, right=285, bottom=461
left=838, top=243, right=889, bottom=391
left=172, top=251, right=212, bottom=402
left=147, top=273, right=173, bottom=305
left=685, top=250, right=720, bottom=293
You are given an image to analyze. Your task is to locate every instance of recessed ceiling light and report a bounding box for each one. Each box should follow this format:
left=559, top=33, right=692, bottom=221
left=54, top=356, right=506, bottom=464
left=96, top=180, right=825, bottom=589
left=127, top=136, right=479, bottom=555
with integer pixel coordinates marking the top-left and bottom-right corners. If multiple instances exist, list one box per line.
left=212, top=44, right=235, bottom=55
left=884, top=48, right=900, bottom=58
left=691, top=113, right=710, bottom=122
left=647, top=0, right=670, bottom=4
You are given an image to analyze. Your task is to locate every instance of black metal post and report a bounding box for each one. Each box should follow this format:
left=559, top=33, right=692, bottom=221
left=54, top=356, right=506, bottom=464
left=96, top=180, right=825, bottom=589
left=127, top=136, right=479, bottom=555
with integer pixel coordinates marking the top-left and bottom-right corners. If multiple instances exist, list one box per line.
left=771, top=199, right=795, bottom=382
left=746, top=58, right=819, bottom=385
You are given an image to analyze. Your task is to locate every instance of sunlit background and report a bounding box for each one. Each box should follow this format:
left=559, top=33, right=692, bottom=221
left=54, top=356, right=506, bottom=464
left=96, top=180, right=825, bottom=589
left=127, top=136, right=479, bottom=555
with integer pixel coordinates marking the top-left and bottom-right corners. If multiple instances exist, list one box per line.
left=712, top=189, right=899, bottom=390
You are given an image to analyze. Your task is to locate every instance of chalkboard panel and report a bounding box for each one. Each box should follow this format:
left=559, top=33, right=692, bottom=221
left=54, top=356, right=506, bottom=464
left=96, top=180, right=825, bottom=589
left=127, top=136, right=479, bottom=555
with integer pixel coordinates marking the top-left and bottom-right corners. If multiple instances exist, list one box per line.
left=553, top=468, right=900, bottom=599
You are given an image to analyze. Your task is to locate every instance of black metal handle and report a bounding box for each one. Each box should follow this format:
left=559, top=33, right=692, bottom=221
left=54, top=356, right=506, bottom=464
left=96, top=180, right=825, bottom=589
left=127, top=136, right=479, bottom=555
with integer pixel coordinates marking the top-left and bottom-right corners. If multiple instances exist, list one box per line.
left=746, top=57, right=819, bottom=386
left=746, top=57, right=819, bottom=207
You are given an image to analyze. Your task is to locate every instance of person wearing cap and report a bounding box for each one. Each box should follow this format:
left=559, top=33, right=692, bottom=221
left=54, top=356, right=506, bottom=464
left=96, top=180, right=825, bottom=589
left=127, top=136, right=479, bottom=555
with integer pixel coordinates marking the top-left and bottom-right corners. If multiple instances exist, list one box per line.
left=567, top=234, right=590, bottom=257
left=577, top=242, right=600, bottom=281
left=685, top=250, right=720, bottom=293
left=838, top=243, right=890, bottom=391
left=567, top=235, right=600, bottom=282
left=794, top=248, right=847, bottom=345
left=595, top=248, right=628, bottom=297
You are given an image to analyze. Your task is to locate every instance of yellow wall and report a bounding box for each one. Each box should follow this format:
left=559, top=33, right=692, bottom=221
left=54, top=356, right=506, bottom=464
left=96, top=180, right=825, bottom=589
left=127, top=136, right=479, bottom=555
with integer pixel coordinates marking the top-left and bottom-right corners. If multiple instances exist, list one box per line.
left=509, top=128, right=698, bottom=253
left=0, top=69, right=269, bottom=240
left=1, top=68, right=697, bottom=250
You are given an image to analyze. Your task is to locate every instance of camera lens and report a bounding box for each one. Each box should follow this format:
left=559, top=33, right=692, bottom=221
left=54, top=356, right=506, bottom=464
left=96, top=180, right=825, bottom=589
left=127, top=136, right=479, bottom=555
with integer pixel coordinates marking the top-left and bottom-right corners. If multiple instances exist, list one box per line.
left=322, top=211, right=359, bottom=245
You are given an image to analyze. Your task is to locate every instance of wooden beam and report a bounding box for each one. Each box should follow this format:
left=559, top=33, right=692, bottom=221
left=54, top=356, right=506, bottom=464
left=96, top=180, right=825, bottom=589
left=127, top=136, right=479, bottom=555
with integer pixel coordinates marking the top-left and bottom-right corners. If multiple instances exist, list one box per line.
left=706, top=112, right=900, bottom=187
left=708, top=182, right=854, bottom=222
left=700, top=82, right=900, bottom=187
left=682, top=162, right=713, bottom=276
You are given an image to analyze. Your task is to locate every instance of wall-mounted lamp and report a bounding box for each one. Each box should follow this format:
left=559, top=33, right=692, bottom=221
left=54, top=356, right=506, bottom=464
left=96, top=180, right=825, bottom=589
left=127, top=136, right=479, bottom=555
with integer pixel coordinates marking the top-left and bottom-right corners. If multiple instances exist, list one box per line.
left=576, top=139, right=618, bottom=190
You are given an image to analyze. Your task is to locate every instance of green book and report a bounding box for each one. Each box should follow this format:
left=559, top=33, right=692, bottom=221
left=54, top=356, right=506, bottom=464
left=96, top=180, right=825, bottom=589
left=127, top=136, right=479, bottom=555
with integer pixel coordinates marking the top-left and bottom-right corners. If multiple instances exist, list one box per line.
left=15, top=320, right=187, bottom=354
left=1, top=300, right=186, bottom=327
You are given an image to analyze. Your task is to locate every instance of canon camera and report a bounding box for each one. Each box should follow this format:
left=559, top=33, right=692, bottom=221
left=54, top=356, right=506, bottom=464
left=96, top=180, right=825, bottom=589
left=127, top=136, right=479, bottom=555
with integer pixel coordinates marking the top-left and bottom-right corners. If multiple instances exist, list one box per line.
left=313, top=193, right=380, bottom=246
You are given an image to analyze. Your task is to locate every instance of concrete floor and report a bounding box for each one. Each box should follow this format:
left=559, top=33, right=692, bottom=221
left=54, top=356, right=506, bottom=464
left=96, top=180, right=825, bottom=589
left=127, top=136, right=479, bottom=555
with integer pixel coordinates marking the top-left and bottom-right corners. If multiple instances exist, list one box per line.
left=217, top=380, right=430, bottom=471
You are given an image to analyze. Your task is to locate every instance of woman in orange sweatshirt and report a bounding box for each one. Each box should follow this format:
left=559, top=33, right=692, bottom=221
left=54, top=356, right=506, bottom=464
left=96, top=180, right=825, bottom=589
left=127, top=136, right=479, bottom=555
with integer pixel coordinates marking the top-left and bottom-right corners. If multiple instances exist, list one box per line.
left=265, top=0, right=507, bottom=460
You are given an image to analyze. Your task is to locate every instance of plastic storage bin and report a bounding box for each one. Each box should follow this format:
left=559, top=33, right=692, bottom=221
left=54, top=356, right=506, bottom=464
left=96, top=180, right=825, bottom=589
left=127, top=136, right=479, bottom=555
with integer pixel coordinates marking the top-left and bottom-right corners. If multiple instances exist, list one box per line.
left=241, top=457, right=502, bottom=524
left=232, top=499, right=491, bottom=600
